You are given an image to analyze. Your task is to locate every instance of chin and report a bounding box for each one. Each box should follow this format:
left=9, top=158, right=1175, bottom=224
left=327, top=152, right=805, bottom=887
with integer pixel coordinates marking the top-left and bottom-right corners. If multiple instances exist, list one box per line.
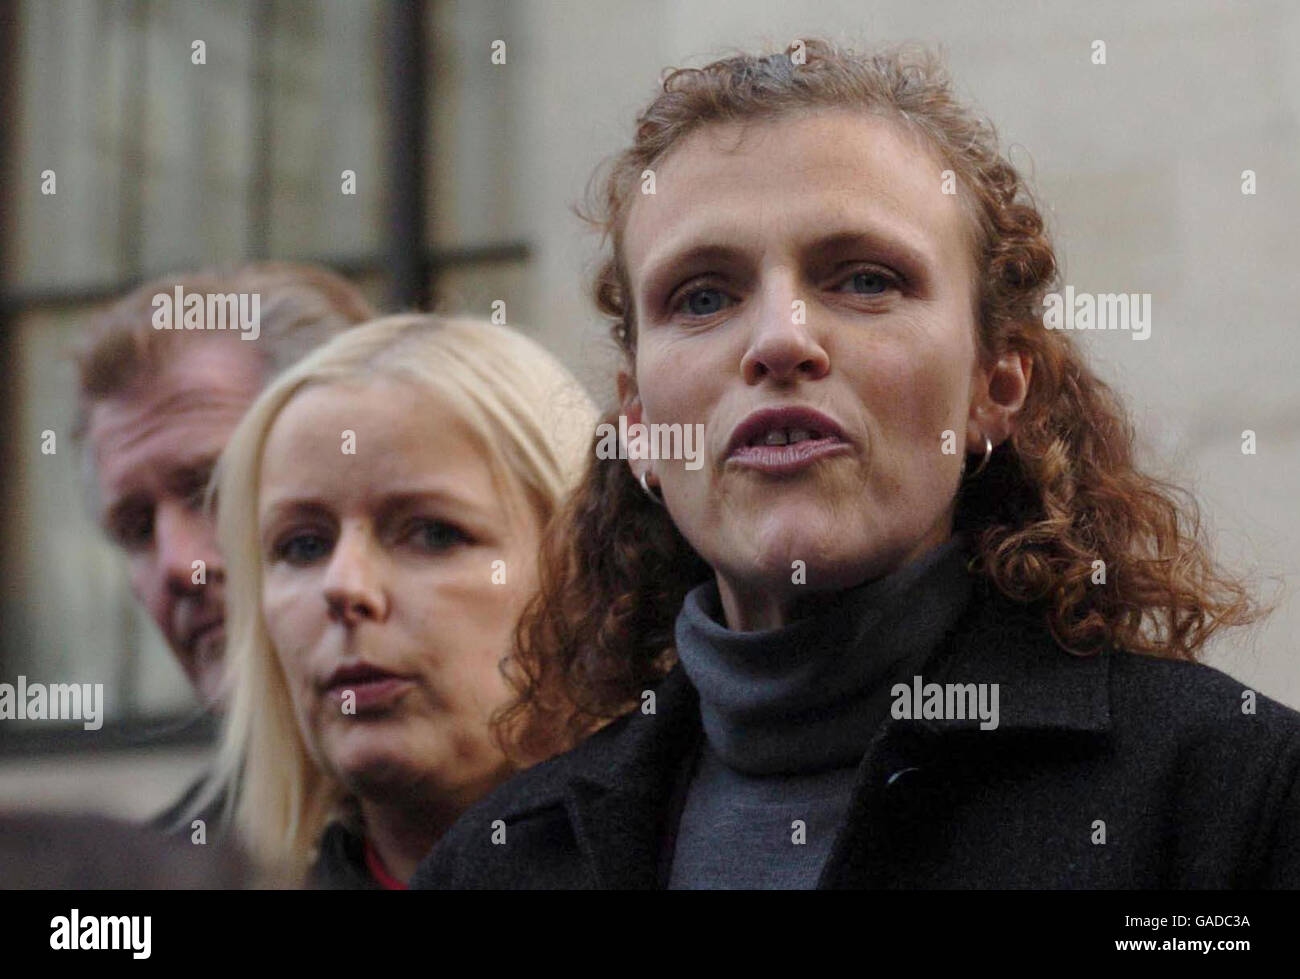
left=721, top=527, right=911, bottom=603
left=194, top=664, right=227, bottom=708
left=742, top=509, right=866, bottom=575
left=324, top=731, right=422, bottom=792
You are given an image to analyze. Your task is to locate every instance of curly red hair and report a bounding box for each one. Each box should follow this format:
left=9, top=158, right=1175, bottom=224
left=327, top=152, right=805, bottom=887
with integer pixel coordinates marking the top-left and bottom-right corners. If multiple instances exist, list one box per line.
left=496, top=40, right=1272, bottom=763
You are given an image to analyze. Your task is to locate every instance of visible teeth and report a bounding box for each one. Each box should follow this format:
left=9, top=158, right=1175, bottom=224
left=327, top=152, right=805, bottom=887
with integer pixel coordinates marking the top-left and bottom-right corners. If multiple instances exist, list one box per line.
left=754, top=428, right=822, bottom=447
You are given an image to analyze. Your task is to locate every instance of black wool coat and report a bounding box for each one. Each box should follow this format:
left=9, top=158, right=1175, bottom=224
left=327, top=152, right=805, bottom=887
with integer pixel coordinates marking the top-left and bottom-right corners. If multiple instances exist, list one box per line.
left=411, top=582, right=1300, bottom=889
left=309, top=822, right=382, bottom=890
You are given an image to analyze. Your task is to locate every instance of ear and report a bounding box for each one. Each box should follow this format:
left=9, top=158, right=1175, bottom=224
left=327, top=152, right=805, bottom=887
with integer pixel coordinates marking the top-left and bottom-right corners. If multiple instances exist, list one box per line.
left=616, top=368, right=647, bottom=480
left=616, top=368, right=640, bottom=419
left=968, top=350, right=1032, bottom=452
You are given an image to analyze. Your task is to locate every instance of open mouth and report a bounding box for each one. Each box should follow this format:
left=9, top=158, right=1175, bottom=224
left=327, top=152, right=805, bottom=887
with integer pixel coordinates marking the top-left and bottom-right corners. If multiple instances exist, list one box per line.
left=324, top=662, right=414, bottom=712
left=188, top=620, right=225, bottom=661
left=744, top=427, right=833, bottom=447
left=725, top=406, right=850, bottom=473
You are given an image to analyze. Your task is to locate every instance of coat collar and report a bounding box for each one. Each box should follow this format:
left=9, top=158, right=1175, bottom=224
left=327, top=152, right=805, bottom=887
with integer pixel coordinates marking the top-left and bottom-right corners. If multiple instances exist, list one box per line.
left=909, top=578, right=1112, bottom=735
left=496, top=578, right=1112, bottom=886
left=559, top=578, right=1113, bottom=772
left=523, top=667, right=703, bottom=888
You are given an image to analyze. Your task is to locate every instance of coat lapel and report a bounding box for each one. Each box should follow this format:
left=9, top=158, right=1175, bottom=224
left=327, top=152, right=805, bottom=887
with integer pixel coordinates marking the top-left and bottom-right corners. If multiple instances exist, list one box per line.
left=557, top=665, right=703, bottom=889
left=917, top=578, right=1112, bottom=735
left=820, top=580, right=1116, bottom=887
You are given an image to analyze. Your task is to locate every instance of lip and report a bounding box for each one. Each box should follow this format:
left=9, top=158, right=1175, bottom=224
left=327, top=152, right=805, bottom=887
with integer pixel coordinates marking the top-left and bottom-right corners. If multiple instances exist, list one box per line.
left=724, top=405, right=852, bottom=473
left=323, top=662, right=414, bottom=713
left=187, top=618, right=224, bottom=653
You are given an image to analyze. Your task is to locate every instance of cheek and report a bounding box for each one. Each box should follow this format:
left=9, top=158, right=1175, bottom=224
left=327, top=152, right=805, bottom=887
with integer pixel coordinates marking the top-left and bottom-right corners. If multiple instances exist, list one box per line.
left=274, top=649, right=313, bottom=729
left=870, top=343, right=968, bottom=444
left=412, top=567, right=531, bottom=691
left=128, top=556, right=157, bottom=603
left=638, top=342, right=710, bottom=424
left=128, top=558, right=163, bottom=613
left=261, top=575, right=321, bottom=687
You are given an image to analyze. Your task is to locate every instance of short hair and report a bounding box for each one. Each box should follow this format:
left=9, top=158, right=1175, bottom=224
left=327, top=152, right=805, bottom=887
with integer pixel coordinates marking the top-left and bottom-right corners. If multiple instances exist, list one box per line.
left=202, top=313, right=599, bottom=880
left=72, top=261, right=376, bottom=444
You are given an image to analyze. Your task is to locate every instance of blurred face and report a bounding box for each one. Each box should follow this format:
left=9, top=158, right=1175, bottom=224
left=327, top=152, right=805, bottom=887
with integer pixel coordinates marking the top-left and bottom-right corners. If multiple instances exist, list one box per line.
left=258, top=378, right=537, bottom=812
left=90, top=339, right=264, bottom=706
left=622, top=109, right=1027, bottom=629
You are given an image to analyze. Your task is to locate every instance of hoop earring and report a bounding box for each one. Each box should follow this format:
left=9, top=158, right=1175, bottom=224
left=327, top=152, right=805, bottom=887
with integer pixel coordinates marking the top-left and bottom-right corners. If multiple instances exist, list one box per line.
left=966, top=433, right=994, bottom=479
left=639, top=470, right=664, bottom=505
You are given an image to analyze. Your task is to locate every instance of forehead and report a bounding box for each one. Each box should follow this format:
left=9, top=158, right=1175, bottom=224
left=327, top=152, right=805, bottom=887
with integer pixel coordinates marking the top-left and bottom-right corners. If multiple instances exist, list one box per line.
left=89, top=339, right=265, bottom=497
left=623, top=108, right=973, bottom=284
left=258, top=377, right=521, bottom=516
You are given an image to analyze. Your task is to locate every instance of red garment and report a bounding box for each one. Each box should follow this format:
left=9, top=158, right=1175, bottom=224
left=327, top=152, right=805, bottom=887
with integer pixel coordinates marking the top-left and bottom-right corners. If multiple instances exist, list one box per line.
left=363, top=839, right=409, bottom=890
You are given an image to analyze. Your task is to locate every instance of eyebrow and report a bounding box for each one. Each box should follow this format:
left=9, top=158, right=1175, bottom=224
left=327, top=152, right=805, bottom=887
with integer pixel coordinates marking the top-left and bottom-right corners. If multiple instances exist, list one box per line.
left=164, top=459, right=218, bottom=494
left=635, top=229, right=750, bottom=299
left=101, top=456, right=220, bottom=524
left=258, top=487, right=494, bottom=530
left=103, top=493, right=150, bottom=533
left=800, top=228, right=939, bottom=277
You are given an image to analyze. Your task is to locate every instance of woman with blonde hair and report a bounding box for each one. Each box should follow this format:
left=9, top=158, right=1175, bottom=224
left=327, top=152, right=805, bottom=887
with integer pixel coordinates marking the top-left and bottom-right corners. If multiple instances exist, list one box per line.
left=202, top=313, right=596, bottom=887
left=413, top=40, right=1300, bottom=889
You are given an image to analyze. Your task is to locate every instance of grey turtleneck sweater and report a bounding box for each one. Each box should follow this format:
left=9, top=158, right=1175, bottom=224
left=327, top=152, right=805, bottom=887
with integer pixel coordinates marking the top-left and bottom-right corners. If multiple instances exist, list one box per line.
left=666, top=533, right=974, bottom=889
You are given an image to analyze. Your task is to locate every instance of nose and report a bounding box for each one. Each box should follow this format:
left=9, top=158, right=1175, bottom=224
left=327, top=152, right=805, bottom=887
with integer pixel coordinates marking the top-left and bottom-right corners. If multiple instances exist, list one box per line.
left=739, top=268, right=831, bottom=385
left=157, top=502, right=224, bottom=597
left=322, top=526, right=390, bottom=626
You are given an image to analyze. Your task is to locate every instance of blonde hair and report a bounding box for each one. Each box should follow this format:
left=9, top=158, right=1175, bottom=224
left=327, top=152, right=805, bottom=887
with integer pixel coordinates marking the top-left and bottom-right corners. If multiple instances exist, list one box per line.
left=201, top=314, right=597, bottom=881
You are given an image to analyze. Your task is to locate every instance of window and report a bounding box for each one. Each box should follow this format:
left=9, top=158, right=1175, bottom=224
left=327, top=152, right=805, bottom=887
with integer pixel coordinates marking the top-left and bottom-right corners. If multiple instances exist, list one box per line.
left=0, top=0, right=529, bottom=754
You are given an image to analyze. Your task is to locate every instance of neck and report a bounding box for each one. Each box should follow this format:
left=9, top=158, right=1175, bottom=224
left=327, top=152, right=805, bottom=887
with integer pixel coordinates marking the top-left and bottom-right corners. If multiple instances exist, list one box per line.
left=716, top=523, right=956, bottom=631
left=674, top=530, right=974, bottom=774
left=356, top=797, right=454, bottom=885
left=717, top=580, right=855, bottom=631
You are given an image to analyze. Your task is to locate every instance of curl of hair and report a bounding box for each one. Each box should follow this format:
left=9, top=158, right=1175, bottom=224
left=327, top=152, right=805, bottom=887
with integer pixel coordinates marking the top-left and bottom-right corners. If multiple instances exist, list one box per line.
left=495, top=39, right=1272, bottom=762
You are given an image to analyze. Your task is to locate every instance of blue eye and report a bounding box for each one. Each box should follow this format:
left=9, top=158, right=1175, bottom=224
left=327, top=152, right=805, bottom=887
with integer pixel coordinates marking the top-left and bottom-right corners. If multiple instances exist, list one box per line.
left=410, top=520, right=470, bottom=552
left=839, top=270, right=894, bottom=295
left=680, top=287, right=732, bottom=317
left=276, top=534, right=331, bottom=565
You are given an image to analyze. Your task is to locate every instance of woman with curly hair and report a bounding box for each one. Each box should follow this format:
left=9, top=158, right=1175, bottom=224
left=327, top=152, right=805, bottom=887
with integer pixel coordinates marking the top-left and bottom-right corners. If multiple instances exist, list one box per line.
left=413, top=40, right=1299, bottom=889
